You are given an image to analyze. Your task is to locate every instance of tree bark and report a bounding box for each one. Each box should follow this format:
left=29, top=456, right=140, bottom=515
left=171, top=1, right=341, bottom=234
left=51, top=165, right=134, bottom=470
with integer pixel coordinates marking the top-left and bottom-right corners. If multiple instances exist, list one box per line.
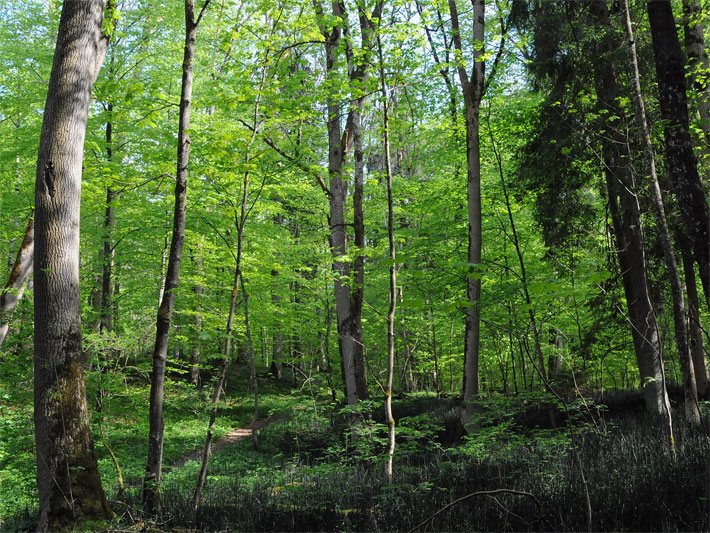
left=682, top=246, right=709, bottom=398
left=33, top=0, right=111, bottom=529
left=313, top=0, right=383, bottom=405
left=647, top=0, right=710, bottom=310
left=100, top=102, right=115, bottom=333
left=144, top=0, right=210, bottom=512
left=682, top=0, right=710, bottom=146
left=378, top=29, right=397, bottom=481
left=0, top=213, right=33, bottom=349
left=448, top=0, right=485, bottom=424
left=588, top=0, right=670, bottom=419
left=625, top=0, right=701, bottom=426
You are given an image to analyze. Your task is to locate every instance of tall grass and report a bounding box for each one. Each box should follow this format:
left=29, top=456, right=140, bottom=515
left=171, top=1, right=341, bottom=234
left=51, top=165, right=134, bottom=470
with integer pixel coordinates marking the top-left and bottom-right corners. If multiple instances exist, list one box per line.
left=116, top=406, right=709, bottom=532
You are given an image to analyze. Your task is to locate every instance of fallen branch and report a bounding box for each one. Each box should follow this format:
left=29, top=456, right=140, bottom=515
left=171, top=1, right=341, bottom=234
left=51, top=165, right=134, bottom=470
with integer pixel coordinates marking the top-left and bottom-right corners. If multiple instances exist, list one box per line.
left=408, top=488, right=553, bottom=532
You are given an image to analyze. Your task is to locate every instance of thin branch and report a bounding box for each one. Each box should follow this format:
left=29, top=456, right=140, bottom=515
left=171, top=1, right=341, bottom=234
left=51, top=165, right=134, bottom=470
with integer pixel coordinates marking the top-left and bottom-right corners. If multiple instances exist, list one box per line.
left=408, top=489, right=553, bottom=532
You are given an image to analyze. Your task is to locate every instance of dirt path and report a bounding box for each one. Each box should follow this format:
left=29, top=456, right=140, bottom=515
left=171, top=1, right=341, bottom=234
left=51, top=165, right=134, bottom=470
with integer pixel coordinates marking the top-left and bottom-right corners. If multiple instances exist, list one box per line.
left=173, top=412, right=287, bottom=468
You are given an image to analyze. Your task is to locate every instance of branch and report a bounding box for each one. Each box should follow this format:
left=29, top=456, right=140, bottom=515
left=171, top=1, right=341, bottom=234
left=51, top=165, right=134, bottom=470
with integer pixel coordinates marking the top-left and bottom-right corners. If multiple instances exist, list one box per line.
left=236, top=118, right=331, bottom=197
left=408, top=489, right=553, bottom=532
left=196, top=0, right=212, bottom=26
left=482, top=3, right=510, bottom=96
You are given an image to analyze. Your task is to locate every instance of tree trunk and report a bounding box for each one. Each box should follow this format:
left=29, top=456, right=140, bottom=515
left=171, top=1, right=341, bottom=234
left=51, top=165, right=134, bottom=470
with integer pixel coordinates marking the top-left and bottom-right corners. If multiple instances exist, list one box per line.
left=144, top=0, right=209, bottom=512
left=448, top=0, right=485, bottom=424
left=33, top=0, right=111, bottom=529
left=588, top=0, right=670, bottom=419
left=647, top=0, right=710, bottom=310
left=0, top=213, right=33, bottom=349
left=487, top=106, right=547, bottom=389
left=100, top=103, right=115, bottom=333
left=682, top=0, right=710, bottom=146
left=625, top=0, right=701, bottom=426
left=682, top=247, right=709, bottom=398
left=314, top=0, right=382, bottom=405
left=193, top=47, right=263, bottom=510
left=378, top=30, right=396, bottom=481
left=190, top=249, right=204, bottom=386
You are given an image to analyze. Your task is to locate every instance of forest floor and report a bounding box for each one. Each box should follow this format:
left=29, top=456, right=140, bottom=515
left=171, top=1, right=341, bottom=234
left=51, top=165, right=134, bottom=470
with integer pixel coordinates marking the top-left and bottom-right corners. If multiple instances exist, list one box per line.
left=172, top=411, right=288, bottom=468
left=1, top=357, right=709, bottom=531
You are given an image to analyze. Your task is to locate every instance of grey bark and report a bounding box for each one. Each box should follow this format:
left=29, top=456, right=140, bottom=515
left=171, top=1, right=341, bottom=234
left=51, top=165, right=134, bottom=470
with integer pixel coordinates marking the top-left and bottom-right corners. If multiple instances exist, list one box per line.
left=682, top=246, right=709, bottom=398
left=682, top=0, right=710, bottom=145
left=33, top=0, right=111, bottom=529
left=624, top=0, right=701, bottom=426
left=647, top=0, right=710, bottom=310
left=0, top=213, right=33, bottom=349
left=144, top=0, right=210, bottom=512
left=448, top=0, right=485, bottom=423
left=588, top=0, right=670, bottom=418
left=313, top=0, right=383, bottom=405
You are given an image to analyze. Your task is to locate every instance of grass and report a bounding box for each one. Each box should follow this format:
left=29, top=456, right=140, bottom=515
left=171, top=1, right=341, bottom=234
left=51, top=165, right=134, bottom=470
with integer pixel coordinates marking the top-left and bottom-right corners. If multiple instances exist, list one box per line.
left=1, top=354, right=709, bottom=532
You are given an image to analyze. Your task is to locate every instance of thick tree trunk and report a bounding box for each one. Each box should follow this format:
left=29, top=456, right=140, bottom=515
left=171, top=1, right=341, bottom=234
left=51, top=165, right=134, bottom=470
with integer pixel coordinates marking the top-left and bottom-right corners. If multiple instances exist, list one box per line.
left=33, top=1, right=111, bottom=530
left=0, top=214, right=33, bottom=349
left=320, top=6, right=358, bottom=402
left=588, top=0, right=670, bottom=419
left=682, top=0, right=710, bottom=145
left=647, top=0, right=710, bottom=309
left=144, top=0, right=209, bottom=512
left=625, top=0, right=701, bottom=426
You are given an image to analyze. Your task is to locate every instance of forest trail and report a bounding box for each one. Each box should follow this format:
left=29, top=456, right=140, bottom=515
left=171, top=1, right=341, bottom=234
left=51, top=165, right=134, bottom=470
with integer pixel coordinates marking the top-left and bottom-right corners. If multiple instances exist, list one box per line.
left=172, top=412, right=287, bottom=468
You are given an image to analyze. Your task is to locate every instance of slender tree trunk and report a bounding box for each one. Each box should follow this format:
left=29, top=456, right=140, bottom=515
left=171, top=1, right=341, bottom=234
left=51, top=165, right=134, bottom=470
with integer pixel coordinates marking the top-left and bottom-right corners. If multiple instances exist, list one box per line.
left=448, top=0, right=485, bottom=424
left=681, top=0, right=710, bottom=146
left=144, top=0, right=210, bottom=512
left=351, top=100, right=368, bottom=401
left=193, top=51, right=264, bottom=510
left=33, top=1, right=111, bottom=529
left=588, top=0, right=670, bottom=419
left=624, top=0, right=701, bottom=426
left=190, top=250, right=204, bottom=386
left=100, top=103, right=115, bottom=333
left=378, top=30, right=397, bottom=481
left=271, top=268, right=284, bottom=379
left=647, top=0, right=710, bottom=309
left=486, top=107, right=547, bottom=388
left=682, top=246, right=709, bottom=398
left=0, top=213, right=33, bottom=349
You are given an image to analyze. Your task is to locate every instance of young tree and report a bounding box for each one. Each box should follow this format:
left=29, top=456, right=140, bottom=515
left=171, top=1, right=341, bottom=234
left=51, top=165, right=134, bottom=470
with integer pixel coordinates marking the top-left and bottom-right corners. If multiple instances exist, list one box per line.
left=144, top=0, right=211, bottom=512
left=377, top=28, right=397, bottom=481
left=448, top=0, right=508, bottom=422
left=32, top=0, right=112, bottom=529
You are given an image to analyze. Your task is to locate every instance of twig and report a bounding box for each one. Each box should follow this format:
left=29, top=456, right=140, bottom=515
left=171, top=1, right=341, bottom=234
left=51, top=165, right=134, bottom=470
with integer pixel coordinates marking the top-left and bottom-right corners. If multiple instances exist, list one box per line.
left=408, top=488, right=553, bottom=532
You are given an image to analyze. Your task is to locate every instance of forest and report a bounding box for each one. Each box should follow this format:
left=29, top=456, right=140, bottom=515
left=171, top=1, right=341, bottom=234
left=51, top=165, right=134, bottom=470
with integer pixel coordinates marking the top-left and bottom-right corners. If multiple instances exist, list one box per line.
left=0, top=0, right=708, bottom=530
